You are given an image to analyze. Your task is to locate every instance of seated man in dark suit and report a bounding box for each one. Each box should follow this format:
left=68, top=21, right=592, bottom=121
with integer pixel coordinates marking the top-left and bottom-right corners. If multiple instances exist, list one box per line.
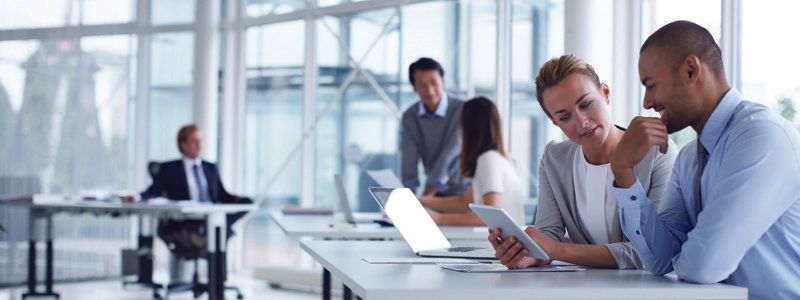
left=137, top=124, right=250, bottom=261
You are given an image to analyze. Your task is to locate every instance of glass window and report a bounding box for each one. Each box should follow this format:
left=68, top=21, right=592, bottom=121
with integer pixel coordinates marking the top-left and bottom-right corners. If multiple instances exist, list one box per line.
left=509, top=0, right=564, bottom=221
left=246, top=0, right=305, bottom=18
left=470, top=0, right=498, bottom=97
left=148, top=32, right=194, bottom=162
left=641, top=0, right=721, bottom=148
left=642, top=0, right=721, bottom=40
left=0, top=35, right=136, bottom=285
left=0, top=36, right=136, bottom=193
left=741, top=1, right=800, bottom=129
left=243, top=20, right=305, bottom=269
left=152, top=0, right=195, bottom=25
left=315, top=8, right=401, bottom=212
left=0, top=0, right=134, bottom=29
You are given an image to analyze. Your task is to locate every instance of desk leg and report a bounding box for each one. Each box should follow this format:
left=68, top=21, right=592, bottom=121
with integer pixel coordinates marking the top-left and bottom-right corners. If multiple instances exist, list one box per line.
left=206, top=213, right=226, bottom=300
left=322, top=268, right=331, bottom=300
left=44, top=215, right=54, bottom=294
left=342, top=284, right=352, bottom=300
left=23, top=211, right=59, bottom=300
left=25, top=239, right=36, bottom=295
left=124, top=215, right=159, bottom=290
left=136, top=235, right=154, bottom=283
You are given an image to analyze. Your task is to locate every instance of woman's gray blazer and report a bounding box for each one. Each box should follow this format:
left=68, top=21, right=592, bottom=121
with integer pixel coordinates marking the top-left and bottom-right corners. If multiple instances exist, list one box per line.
left=534, top=138, right=677, bottom=269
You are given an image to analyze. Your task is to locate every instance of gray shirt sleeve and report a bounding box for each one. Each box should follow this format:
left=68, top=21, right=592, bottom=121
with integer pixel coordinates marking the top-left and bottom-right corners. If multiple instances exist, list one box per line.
left=400, top=113, right=421, bottom=190
left=533, top=143, right=565, bottom=242
left=424, top=125, right=461, bottom=189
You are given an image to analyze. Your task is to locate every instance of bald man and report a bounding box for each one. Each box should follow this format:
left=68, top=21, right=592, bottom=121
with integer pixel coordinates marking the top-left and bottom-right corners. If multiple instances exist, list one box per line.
left=610, top=21, right=800, bottom=299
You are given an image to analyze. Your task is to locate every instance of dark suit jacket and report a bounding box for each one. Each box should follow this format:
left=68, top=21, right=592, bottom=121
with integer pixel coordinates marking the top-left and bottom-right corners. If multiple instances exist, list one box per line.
left=140, top=160, right=245, bottom=204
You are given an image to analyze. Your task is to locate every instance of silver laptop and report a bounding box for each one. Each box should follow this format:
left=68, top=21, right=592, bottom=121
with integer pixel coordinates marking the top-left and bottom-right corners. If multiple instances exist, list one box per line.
left=334, top=174, right=376, bottom=224
left=368, top=187, right=495, bottom=259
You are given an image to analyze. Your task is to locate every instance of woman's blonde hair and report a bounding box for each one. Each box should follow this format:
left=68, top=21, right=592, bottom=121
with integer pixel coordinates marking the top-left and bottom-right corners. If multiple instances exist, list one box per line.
left=534, top=54, right=603, bottom=116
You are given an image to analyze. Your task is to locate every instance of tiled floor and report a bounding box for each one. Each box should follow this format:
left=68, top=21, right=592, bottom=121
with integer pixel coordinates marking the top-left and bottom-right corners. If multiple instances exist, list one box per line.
left=0, top=272, right=319, bottom=300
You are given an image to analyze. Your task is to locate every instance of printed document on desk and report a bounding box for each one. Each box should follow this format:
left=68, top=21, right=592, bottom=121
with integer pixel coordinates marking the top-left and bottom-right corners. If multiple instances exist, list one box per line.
left=362, top=257, right=493, bottom=264
left=439, top=263, right=585, bottom=273
left=366, top=169, right=404, bottom=188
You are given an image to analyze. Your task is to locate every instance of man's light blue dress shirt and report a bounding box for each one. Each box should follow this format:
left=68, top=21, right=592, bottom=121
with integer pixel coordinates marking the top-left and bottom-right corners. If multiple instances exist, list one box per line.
left=612, top=88, right=800, bottom=299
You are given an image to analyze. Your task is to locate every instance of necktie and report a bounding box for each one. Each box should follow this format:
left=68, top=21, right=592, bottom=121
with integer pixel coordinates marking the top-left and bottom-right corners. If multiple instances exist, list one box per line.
left=693, top=142, right=708, bottom=220
left=192, top=164, right=212, bottom=203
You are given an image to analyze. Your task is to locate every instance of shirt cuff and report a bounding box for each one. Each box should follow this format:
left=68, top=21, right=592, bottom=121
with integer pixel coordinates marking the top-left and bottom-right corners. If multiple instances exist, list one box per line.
left=611, top=179, right=657, bottom=270
left=611, top=179, right=649, bottom=210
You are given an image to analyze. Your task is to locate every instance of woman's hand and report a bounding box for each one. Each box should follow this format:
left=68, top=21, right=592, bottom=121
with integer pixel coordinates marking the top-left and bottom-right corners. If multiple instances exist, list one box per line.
left=419, top=194, right=437, bottom=208
left=488, top=228, right=551, bottom=269
left=523, top=226, right=562, bottom=260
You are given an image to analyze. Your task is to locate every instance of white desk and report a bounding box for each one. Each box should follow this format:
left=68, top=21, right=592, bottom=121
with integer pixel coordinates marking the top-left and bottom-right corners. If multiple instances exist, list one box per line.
left=300, top=240, right=748, bottom=300
left=3, top=196, right=255, bottom=300
left=270, top=210, right=492, bottom=298
left=270, top=211, right=489, bottom=240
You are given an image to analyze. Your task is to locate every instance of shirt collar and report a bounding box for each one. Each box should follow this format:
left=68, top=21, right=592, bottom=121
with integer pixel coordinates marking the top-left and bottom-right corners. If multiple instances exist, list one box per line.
left=182, top=156, right=202, bottom=168
left=699, top=88, right=743, bottom=154
left=417, top=93, right=449, bottom=117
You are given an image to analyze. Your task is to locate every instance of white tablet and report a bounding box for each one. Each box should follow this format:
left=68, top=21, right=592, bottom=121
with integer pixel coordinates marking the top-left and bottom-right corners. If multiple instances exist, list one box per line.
left=469, top=204, right=550, bottom=260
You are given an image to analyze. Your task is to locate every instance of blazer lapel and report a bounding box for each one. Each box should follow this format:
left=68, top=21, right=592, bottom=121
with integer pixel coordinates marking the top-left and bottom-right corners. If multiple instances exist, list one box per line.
left=564, top=145, right=593, bottom=244
left=176, top=161, right=191, bottom=200
left=202, top=162, right=219, bottom=203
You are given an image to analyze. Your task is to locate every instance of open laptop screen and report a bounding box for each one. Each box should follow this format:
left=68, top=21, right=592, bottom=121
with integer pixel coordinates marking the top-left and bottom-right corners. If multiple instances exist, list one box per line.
left=371, top=188, right=451, bottom=253
left=334, top=174, right=356, bottom=222
left=367, top=187, right=393, bottom=209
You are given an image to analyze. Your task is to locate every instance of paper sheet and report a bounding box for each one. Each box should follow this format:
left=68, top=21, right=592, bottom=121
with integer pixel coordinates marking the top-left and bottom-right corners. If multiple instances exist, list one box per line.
left=366, top=169, right=404, bottom=188
left=438, top=263, right=585, bottom=273
left=362, top=257, right=492, bottom=264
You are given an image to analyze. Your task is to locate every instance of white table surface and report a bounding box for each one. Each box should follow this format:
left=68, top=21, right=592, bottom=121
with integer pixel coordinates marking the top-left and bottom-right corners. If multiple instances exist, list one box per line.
left=270, top=211, right=490, bottom=240
left=3, top=195, right=255, bottom=216
left=300, top=240, right=748, bottom=300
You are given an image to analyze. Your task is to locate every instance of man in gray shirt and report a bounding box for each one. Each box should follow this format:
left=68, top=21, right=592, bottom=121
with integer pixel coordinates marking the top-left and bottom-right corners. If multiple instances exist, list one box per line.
left=400, top=58, right=468, bottom=196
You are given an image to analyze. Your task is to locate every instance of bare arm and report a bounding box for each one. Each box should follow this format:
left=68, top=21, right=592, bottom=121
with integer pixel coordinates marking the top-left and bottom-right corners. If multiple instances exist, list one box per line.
left=555, top=243, right=618, bottom=268
left=427, top=191, right=498, bottom=226
left=492, top=225, right=618, bottom=268
left=524, top=226, right=618, bottom=268
left=420, top=186, right=473, bottom=213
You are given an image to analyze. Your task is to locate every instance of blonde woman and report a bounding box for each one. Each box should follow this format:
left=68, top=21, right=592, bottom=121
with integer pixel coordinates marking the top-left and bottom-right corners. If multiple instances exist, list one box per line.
left=489, top=55, right=677, bottom=269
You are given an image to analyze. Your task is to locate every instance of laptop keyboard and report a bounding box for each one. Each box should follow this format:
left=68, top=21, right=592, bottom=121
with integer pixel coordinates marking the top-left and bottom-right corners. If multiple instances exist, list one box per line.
left=447, top=246, right=482, bottom=252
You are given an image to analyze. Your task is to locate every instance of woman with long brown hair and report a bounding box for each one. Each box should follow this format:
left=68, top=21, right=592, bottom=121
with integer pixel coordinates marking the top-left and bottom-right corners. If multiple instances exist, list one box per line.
left=419, top=96, right=525, bottom=225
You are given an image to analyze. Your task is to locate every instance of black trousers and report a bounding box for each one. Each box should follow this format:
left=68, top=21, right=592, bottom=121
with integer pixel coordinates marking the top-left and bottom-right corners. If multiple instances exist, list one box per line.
left=157, top=200, right=251, bottom=259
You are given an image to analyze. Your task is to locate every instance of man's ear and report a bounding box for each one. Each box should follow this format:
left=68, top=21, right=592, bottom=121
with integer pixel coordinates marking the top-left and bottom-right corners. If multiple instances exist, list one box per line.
left=684, top=54, right=702, bottom=84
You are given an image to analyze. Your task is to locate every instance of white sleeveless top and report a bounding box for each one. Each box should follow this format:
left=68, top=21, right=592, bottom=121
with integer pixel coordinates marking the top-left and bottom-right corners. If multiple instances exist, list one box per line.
left=572, top=146, right=621, bottom=244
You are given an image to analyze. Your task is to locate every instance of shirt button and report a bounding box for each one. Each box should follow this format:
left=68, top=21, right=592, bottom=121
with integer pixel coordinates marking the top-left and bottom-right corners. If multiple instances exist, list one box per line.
left=636, top=230, right=641, bottom=235
left=630, top=196, right=637, bottom=201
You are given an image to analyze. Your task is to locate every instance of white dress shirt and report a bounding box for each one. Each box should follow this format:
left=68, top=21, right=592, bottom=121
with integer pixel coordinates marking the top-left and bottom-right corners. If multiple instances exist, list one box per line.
left=182, top=157, right=208, bottom=203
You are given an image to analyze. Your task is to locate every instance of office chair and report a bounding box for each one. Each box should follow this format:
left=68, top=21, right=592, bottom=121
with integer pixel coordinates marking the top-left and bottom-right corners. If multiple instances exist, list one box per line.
left=146, top=161, right=245, bottom=300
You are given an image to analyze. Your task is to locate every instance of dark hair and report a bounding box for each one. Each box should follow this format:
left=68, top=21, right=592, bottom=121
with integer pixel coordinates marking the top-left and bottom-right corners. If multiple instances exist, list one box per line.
left=534, top=54, right=603, bottom=117
left=177, top=124, right=199, bottom=154
left=460, top=96, right=507, bottom=177
left=640, top=20, right=725, bottom=77
left=408, top=57, right=445, bottom=86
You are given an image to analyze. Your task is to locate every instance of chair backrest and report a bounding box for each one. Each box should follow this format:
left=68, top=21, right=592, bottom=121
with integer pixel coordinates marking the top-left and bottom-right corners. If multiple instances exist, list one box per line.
left=147, top=161, right=161, bottom=179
